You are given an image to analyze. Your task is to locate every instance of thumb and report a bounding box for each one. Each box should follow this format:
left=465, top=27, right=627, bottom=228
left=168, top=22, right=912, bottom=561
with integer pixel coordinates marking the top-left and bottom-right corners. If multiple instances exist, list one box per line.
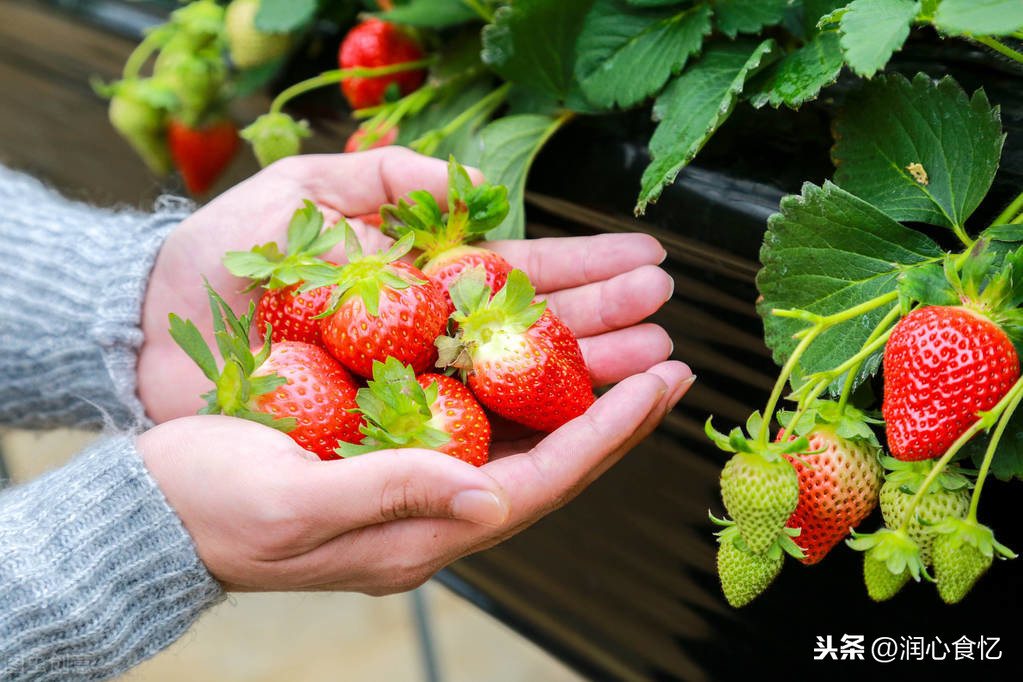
left=291, top=449, right=510, bottom=537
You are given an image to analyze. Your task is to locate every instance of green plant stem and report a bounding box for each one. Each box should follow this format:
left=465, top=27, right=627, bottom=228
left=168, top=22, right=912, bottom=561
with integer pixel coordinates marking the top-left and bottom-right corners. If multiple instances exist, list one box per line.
left=991, top=190, right=1023, bottom=227
left=897, top=376, right=1023, bottom=533
left=775, top=290, right=899, bottom=338
left=973, top=35, right=1023, bottom=65
left=459, top=0, right=494, bottom=22
left=123, top=28, right=167, bottom=79
left=757, top=327, right=821, bottom=448
left=968, top=377, right=1023, bottom=521
left=836, top=304, right=901, bottom=413
left=410, top=83, right=511, bottom=155
left=1013, top=211, right=1023, bottom=225
left=269, top=58, right=436, bottom=114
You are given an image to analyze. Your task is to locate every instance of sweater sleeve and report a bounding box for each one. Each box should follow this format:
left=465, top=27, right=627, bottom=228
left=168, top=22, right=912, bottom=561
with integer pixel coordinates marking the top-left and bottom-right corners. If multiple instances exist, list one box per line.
left=0, top=165, right=190, bottom=430
left=0, top=433, right=224, bottom=681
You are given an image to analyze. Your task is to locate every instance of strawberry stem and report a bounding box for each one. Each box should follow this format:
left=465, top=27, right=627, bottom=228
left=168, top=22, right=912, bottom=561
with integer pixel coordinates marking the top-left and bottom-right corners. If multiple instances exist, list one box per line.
left=968, top=376, right=1023, bottom=521
left=268, top=58, right=438, bottom=115
left=410, top=83, right=512, bottom=156
left=122, top=26, right=170, bottom=80
left=990, top=189, right=1023, bottom=228
left=757, top=325, right=820, bottom=447
left=972, top=35, right=1023, bottom=66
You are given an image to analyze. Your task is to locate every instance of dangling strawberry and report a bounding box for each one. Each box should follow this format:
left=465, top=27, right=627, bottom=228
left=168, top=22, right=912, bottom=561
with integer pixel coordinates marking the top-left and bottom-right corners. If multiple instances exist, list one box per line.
left=775, top=402, right=883, bottom=564
left=338, top=19, right=427, bottom=110
left=931, top=517, right=1016, bottom=604
left=167, top=116, right=240, bottom=195
left=223, top=200, right=344, bottom=347
left=168, top=286, right=362, bottom=460
left=337, top=357, right=490, bottom=466
left=300, top=227, right=448, bottom=378
left=883, top=241, right=1023, bottom=461
left=847, top=527, right=929, bottom=602
left=224, top=0, right=290, bottom=70
left=98, top=77, right=177, bottom=175
left=379, top=157, right=512, bottom=316
left=241, top=112, right=311, bottom=167
left=436, top=268, right=594, bottom=432
left=712, top=516, right=804, bottom=608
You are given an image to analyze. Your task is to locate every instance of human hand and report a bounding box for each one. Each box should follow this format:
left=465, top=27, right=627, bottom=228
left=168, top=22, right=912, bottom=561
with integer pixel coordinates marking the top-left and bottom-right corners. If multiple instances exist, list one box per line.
left=139, top=359, right=692, bottom=594
left=138, top=147, right=679, bottom=427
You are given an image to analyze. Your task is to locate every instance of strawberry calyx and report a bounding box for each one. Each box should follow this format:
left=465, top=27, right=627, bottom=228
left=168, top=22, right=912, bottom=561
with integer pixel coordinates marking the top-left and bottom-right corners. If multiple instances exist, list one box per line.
left=776, top=399, right=882, bottom=446
left=930, top=517, right=1017, bottom=561
left=379, top=156, right=509, bottom=268
left=710, top=512, right=805, bottom=561
left=298, top=224, right=425, bottom=318
left=168, top=284, right=296, bottom=432
left=335, top=357, right=451, bottom=457
left=223, top=200, right=344, bottom=291
left=705, top=411, right=811, bottom=464
left=847, top=527, right=931, bottom=583
left=435, top=267, right=546, bottom=373
left=899, top=239, right=1023, bottom=335
left=240, top=112, right=311, bottom=167
left=880, top=456, right=973, bottom=496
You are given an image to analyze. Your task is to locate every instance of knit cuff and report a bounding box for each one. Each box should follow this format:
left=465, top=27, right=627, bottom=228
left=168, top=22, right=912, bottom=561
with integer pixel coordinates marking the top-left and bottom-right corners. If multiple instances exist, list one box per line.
left=0, top=434, right=224, bottom=681
left=0, top=166, right=191, bottom=430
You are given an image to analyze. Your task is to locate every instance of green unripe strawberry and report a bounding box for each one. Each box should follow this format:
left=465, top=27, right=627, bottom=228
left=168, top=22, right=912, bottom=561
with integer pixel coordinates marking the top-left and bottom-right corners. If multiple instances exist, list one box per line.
left=931, top=518, right=1016, bottom=604
left=225, top=0, right=290, bottom=69
left=848, top=527, right=928, bottom=602
left=720, top=451, right=799, bottom=555
left=154, top=39, right=227, bottom=126
left=863, top=554, right=911, bottom=601
left=102, top=77, right=177, bottom=175
left=241, top=112, right=310, bottom=167
left=879, top=459, right=971, bottom=565
left=716, top=525, right=783, bottom=608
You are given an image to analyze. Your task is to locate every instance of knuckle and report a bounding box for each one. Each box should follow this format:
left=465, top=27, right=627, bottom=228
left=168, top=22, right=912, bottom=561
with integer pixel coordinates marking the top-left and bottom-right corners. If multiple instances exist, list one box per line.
left=380, top=477, right=433, bottom=521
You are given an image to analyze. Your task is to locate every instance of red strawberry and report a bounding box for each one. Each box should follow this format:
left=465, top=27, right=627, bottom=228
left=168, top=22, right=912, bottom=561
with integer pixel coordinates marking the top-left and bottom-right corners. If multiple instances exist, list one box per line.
left=168, top=116, right=240, bottom=195
left=338, top=19, right=426, bottom=110
left=776, top=407, right=883, bottom=564
left=301, top=227, right=448, bottom=378
left=169, top=286, right=362, bottom=460
left=344, top=123, right=398, bottom=152
left=882, top=305, right=1019, bottom=461
left=437, top=268, right=594, bottom=432
left=378, top=157, right=512, bottom=314
left=223, top=201, right=346, bottom=347
left=337, top=357, right=490, bottom=466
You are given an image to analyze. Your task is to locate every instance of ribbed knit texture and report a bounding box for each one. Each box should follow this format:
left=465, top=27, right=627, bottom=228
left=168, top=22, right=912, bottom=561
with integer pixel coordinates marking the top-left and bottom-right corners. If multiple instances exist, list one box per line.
left=0, top=166, right=225, bottom=679
left=0, top=435, right=224, bottom=680
left=0, top=165, right=188, bottom=430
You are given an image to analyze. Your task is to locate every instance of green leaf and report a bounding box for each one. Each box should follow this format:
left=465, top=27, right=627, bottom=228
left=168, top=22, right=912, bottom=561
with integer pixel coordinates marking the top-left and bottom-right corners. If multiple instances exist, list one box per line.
left=254, top=0, right=316, bottom=33
left=714, top=0, right=792, bottom=38
left=896, top=263, right=959, bottom=307
left=480, top=113, right=566, bottom=240
left=982, top=224, right=1023, bottom=243
left=376, top=0, right=480, bottom=27
left=832, top=73, right=1005, bottom=230
left=636, top=39, right=775, bottom=214
left=933, top=0, right=1023, bottom=37
left=574, top=1, right=712, bottom=110
left=838, top=0, right=919, bottom=78
left=747, top=30, right=844, bottom=109
left=965, top=408, right=1023, bottom=481
left=756, top=181, right=943, bottom=388
left=481, top=0, right=596, bottom=107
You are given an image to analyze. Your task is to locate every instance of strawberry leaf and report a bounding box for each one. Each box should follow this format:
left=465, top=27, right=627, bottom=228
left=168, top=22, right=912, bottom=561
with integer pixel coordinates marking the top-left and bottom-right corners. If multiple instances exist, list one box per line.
left=636, top=38, right=776, bottom=214
left=837, top=0, right=919, bottom=78
left=574, top=0, right=712, bottom=110
left=375, top=0, right=479, bottom=28
left=747, top=31, right=844, bottom=110
left=713, top=0, right=791, bottom=38
left=933, top=0, right=1023, bottom=36
left=832, top=73, right=1004, bottom=231
left=757, top=181, right=942, bottom=390
left=254, top=0, right=316, bottom=33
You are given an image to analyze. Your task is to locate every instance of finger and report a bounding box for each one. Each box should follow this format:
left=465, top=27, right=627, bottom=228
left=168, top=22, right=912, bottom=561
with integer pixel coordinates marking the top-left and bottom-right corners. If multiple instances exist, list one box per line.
left=487, top=233, right=667, bottom=294
left=543, top=264, right=674, bottom=337
left=275, top=147, right=481, bottom=217
left=290, top=448, right=510, bottom=540
left=579, top=324, right=674, bottom=386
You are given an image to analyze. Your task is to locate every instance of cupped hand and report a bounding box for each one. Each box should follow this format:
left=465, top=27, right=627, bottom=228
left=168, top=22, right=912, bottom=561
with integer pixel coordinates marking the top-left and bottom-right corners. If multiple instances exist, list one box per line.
left=139, top=359, right=692, bottom=594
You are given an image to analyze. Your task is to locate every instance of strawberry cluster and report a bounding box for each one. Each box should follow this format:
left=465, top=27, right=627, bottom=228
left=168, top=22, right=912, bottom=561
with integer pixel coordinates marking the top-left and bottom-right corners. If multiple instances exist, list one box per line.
left=708, top=241, right=1023, bottom=608
left=170, top=158, right=594, bottom=467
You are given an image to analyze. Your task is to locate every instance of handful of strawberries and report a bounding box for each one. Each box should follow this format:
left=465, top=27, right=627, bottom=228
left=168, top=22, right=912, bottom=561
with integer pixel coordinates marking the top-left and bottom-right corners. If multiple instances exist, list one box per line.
left=169, top=158, right=594, bottom=466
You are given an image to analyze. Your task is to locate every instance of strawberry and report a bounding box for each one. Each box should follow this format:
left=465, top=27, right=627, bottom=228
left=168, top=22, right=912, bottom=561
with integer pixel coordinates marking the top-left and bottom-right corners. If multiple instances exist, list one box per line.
left=344, top=123, right=398, bottom=153
left=168, top=286, right=362, bottom=460
left=775, top=402, right=883, bottom=564
left=715, top=524, right=783, bottom=608
left=337, top=357, right=490, bottom=466
left=883, top=305, right=1019, bottom=461
left=224, top=0, right=290, bottom=70
left=166, top=0, right=226, bottom=52
left=931, top=517, right=1016, bottom=604
left=100, top=77, right=177, bottom=175
left=241, top=112, right=311, bottom=167
left=848, top=527, right=928, bottom=601
left=338, top=19, right=427, bottom=110
left=223, top=200, right=345, bottom=346
left=436, top=269, right=594, bottom=432
left=300, top=228, right=448, bottom=378
left=154, top=39, right=227, bottom=126
left=167, top=116, right=240, bottom=195
left=379, top=157, right=512, bottom=315
left=878, top=457, right=971, bottom=565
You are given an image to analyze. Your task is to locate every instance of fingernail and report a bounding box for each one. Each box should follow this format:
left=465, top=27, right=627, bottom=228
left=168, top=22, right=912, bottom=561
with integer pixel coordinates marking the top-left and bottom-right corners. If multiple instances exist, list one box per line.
left=452, top=490, right=508, bottom=526
left=669, top=375, right=697, bottom=410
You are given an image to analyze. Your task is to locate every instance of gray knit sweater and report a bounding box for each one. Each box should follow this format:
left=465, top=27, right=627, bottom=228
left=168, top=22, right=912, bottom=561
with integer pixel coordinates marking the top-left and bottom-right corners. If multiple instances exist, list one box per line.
left=0, top=166, right=224, bottom=680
